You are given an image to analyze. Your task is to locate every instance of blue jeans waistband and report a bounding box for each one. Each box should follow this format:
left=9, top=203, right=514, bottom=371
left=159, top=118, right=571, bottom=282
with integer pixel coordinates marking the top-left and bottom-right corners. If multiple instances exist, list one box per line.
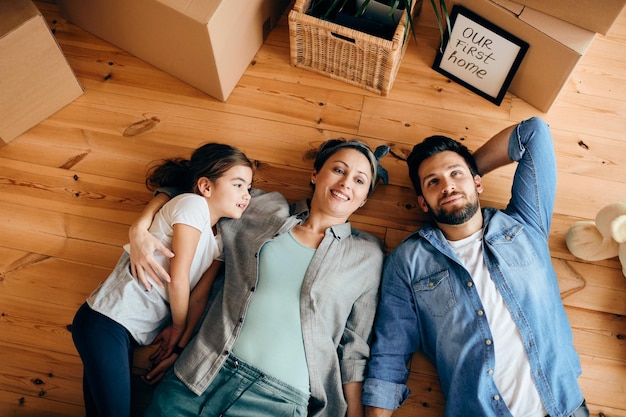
left=224, top=354, right=310, bottom=405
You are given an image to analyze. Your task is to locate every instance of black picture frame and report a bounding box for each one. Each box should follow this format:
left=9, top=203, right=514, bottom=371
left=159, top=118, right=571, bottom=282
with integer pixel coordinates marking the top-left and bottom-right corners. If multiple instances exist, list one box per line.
left=432, top=5, right=529, bottom=105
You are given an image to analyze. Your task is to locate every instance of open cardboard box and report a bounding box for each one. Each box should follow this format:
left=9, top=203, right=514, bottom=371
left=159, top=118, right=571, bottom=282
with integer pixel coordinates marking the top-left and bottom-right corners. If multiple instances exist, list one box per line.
left=58, top=0, right=289, bottom=102
left=453, top=0, right=596, bottom=112
left=0, top=0, right=83, bottom=146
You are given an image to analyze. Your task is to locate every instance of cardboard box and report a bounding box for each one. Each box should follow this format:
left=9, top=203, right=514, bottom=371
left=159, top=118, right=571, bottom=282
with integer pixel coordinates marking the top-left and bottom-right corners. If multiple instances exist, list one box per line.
left=453, top=0, right=596, bottom=112
left=58, top=0, right=290, bottom=102
left=512, top=0, right=625, bottom=35
left=0, top=0, right=83, bottom=146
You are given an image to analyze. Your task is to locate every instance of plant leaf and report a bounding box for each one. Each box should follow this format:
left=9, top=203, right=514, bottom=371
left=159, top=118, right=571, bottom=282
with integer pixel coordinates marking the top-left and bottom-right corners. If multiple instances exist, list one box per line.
left=430, top=0, right=451, bottom=52
left=356, top=0, right=370, bottom=16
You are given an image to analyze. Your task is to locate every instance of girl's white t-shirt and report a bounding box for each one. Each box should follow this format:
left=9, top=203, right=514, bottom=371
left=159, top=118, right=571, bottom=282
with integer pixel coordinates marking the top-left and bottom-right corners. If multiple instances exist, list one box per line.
left=140, top=193, right=220, bottom=301
left=88, top=193, right=221, bottom=345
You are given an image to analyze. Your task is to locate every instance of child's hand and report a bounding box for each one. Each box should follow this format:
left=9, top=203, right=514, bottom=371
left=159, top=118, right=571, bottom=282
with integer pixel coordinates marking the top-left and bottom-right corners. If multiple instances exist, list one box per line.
left=142, top=354, right=178, bottom=385
left=149, top=326, right=184, bottom=362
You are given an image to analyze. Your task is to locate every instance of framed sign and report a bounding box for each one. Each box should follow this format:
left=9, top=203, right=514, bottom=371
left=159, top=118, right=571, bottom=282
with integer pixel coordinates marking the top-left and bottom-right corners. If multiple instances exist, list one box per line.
left=432, top=5, right=528, bottom=105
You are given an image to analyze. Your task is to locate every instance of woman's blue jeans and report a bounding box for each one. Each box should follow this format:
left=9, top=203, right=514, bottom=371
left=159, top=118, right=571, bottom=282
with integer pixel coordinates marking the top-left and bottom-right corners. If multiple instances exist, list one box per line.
left=144, top=355, right=309, bottom=417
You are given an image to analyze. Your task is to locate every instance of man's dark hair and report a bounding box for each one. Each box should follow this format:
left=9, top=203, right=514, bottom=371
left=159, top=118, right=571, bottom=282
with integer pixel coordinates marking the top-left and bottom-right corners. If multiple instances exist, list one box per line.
left=407, top=135, right=479, bottom=196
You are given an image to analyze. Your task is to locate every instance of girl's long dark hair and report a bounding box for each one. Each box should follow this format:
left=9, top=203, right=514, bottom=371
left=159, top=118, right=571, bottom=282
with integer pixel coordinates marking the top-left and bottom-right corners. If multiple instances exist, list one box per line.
left=146, top=143, right=252, bottom=193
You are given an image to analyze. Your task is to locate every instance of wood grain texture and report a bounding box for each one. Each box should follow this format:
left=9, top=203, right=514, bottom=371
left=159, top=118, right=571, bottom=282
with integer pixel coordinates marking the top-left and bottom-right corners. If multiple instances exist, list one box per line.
left=1, top=1, right=625, bottom=415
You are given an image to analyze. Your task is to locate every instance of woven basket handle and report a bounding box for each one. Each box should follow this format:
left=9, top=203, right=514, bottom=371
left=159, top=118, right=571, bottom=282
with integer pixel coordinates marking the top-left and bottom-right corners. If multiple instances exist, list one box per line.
left=330, top=32, right=356, bottom=43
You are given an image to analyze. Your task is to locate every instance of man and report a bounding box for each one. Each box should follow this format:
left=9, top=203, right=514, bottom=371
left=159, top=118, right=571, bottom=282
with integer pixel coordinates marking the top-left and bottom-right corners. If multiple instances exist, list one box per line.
left=362, top=118, right=588, bottom=417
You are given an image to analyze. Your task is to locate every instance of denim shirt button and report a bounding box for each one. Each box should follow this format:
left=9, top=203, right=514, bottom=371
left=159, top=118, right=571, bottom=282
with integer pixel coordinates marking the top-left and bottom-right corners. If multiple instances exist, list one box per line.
left=487, top=369, right=493, bottom=375
left=494, top=395, right=500, bottom=401
left=485, top=339, right=492, bottom=345
left=467, top=282, right=473, bottom=287
left=505, top=235, right=511, bottom=241
left=477, top=310, right=484, bottom=316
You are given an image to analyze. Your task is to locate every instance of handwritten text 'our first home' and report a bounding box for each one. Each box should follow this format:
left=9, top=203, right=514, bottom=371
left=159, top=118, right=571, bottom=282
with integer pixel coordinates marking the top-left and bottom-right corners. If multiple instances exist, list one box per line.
left=447, top=27, right=496, bottom=79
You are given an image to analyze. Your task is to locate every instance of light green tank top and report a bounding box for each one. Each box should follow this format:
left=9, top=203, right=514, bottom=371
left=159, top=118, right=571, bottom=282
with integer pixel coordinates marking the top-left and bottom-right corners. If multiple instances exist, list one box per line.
left=232, top=231, right=314, bottom=394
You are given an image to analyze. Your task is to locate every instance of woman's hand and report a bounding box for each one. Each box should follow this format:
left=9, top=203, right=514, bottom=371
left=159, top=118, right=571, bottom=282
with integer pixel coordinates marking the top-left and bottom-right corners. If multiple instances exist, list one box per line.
left=129, top=225, right=173, bottom=290
left=128, top=192, right=174, bottom=290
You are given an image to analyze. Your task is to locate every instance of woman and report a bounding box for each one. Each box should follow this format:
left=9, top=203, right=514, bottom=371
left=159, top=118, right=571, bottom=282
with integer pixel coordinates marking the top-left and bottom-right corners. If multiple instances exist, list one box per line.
left=130, top=139, right=387, bottom=417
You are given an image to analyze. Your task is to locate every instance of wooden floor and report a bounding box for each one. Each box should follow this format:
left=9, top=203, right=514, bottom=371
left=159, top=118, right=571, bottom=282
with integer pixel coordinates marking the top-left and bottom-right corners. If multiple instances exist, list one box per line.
left=1, top=1, right=625, bottom=416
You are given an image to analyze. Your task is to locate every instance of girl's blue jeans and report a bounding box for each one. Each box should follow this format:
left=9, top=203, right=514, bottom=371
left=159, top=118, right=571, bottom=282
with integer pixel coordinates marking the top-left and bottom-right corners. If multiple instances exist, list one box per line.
left=72, top=302, right=135, bottom=417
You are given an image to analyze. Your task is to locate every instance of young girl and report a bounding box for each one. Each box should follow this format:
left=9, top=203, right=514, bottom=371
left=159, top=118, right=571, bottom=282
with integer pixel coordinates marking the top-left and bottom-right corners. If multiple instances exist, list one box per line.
left=71, top=143, right=253, bottom=417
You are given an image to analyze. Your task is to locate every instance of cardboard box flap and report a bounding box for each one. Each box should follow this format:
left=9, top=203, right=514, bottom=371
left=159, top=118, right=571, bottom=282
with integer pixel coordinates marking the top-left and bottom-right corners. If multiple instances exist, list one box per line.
left=0, top=0, right=39, bottom=37
left=489, top=0, right=523, bottom=15
left=157, top=0, right=221, bottom=23
left=487, top=0, right=595, bottom=54
left=491, top=0, right=625, bottom=35
left=521, top=0, right=625, bottom=35
left=519, top=7, right=595, bottom=55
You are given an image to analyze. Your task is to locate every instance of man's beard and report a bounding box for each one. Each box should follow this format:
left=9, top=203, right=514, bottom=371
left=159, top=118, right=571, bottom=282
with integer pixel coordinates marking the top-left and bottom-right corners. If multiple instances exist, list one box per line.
left=425, top=192, right=480, bottom=225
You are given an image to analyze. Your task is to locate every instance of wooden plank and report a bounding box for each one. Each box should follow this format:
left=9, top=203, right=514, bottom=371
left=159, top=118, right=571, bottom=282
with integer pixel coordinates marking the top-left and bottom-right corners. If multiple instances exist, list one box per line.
left=578, top=354, right=626, bottom=411
left=393, top=372, right=445, bottom=417
left=544, top=92, right=626, bottom=143
left=0, top=201, right=128, bottom=247
left=0, top=294, right=78, bottom=356
left=0, top=158, right=149, bottom=223
left=0, top=391, right=84, bottom=417
left=0, top=205, right=126, bottom=269
left=556, top=260, right=626, bottom=316
left=5, top=124, right=200, bottom=184
left=0, top=225, right=121, bottom=270
left=0, top=250, right=110, bottom=307
left=0, top=341, right=83, bottom=407
left=39, top=89, right=369, bottom=172
left=567, top=308, right=626, bottom=363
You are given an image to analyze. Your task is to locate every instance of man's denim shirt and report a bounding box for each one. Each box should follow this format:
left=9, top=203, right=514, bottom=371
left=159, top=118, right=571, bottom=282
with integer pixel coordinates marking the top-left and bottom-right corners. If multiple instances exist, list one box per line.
left=362, top=118, right=584, bottom=417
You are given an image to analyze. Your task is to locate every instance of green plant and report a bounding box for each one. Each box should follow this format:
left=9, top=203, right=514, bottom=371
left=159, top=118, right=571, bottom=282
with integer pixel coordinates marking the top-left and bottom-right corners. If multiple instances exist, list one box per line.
left=429, top=0, right=451, bottom=51
left=359, top=0, right=416, bottom=41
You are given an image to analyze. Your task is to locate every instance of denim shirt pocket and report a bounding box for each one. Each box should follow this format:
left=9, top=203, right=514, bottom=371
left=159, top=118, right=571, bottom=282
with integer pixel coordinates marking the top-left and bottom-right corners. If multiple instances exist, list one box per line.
left=486, top=224, right=536, bottom=267
left=412, top=269, right=456, bottom=317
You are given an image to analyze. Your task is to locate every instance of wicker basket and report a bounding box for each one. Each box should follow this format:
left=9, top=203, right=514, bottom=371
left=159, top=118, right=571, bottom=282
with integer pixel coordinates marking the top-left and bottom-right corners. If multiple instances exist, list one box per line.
left=288, top=0, right=418, bottom=95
